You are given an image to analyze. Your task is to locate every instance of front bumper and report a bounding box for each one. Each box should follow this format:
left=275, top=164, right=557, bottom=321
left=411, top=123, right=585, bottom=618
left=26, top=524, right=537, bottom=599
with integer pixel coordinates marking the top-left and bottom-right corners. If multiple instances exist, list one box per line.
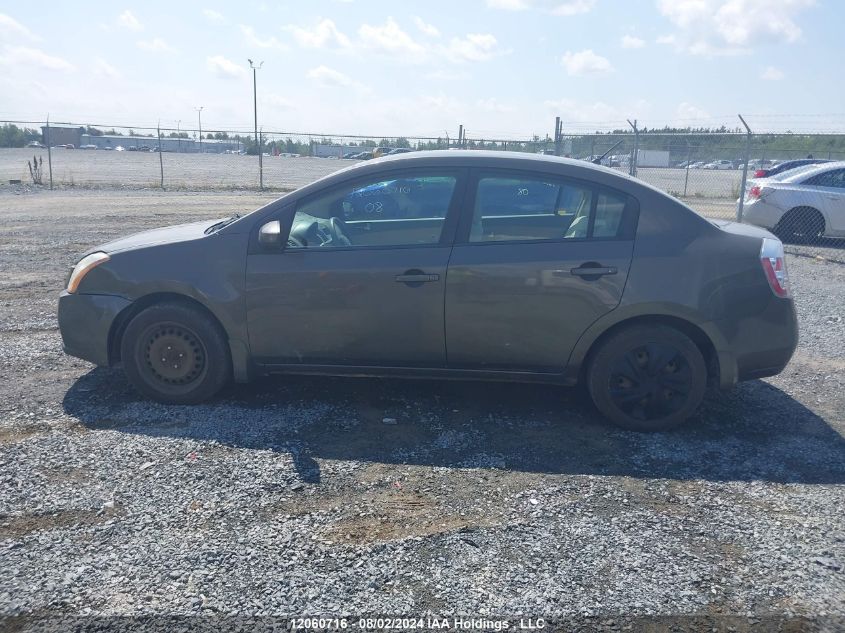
left=58, top=291, right=132, bottom=366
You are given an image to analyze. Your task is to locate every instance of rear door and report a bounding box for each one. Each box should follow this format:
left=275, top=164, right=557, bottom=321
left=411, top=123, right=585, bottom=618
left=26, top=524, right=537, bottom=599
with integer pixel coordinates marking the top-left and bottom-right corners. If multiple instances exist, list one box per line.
left=804, top=168, right=845, bottom=235
left=445, top=169, right=638, bottom=372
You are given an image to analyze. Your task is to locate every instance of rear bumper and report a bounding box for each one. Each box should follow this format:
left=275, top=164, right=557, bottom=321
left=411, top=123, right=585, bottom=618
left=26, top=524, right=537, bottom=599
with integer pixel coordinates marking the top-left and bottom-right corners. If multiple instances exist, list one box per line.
left=740, top=199, right=783, bottom=230
left=712, top=295, right=798, bottom=387
left=58, top=291, right=132, bottom=366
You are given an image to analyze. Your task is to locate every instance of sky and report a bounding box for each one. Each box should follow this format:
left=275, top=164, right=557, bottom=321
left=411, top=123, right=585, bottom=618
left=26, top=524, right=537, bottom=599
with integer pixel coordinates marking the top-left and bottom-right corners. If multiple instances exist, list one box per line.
left=0, top=0, right=843, bottom=139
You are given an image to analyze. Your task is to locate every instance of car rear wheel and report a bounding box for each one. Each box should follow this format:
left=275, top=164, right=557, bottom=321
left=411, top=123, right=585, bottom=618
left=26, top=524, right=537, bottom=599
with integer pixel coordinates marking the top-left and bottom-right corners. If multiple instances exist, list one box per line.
left=587, top=324, right=707, bottom=431
left=774, top=207, right=825, bottom=243
left=120, top=302, right=231, bottom=404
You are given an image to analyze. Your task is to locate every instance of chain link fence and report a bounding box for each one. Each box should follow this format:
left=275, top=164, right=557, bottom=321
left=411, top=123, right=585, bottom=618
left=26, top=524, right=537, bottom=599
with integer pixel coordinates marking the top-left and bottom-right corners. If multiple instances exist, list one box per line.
left=2, top=119, right=843, bottom=262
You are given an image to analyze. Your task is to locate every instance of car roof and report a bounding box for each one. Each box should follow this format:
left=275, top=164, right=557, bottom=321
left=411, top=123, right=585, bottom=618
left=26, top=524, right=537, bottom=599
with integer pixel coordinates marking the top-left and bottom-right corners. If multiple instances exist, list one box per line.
left=339, top=149, right=633, bottom=178
left=295, top=149, right=689, bottom=209
left=771, top=160, right=845, bottom=183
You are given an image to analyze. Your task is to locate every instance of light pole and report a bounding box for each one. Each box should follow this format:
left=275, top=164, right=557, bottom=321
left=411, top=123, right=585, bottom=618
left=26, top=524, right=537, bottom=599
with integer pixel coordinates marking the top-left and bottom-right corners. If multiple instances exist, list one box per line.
left=248, top=59, right=264, bottom=189
left=195, top=107, right=204, bottom=154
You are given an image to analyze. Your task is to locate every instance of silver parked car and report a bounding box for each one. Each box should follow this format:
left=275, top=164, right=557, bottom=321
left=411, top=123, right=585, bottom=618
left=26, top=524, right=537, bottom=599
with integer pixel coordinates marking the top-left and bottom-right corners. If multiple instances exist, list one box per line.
left=741, top=161, right=845, bottom=241
left=703, top=160, right=734, bottom=170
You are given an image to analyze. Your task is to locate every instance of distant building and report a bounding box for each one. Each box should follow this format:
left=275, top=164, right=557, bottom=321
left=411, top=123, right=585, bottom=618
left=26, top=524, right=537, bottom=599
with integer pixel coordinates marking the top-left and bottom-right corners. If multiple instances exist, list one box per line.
left=312, top=143, right=361, bottom=158
left=41, top=124, right=84, bottom=147
left=78, top=134, right=241, bottom=153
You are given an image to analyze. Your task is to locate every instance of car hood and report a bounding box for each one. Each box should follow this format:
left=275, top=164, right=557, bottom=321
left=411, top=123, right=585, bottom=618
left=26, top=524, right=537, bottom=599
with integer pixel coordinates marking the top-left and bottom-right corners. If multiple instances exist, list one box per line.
left=89, top=218, right=225, bottom=255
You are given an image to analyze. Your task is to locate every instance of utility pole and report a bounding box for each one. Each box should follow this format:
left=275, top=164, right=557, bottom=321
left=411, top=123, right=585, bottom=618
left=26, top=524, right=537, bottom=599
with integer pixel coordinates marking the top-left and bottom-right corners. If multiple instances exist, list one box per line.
left=177, top=120, right=181, bottom=153
left=195, top=107, right=204, bottom=153
left=248, top=59, right=264, bottom=189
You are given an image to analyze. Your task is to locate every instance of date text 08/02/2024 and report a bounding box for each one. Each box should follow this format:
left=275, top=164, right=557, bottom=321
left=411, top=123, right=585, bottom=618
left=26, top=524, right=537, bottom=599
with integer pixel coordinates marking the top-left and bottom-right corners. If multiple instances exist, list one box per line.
left=290, top=616, right=548, bottom=630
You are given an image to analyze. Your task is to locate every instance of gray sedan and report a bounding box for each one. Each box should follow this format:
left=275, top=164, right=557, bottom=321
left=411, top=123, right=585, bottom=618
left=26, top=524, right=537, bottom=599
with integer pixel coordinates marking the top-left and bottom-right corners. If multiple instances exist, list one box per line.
left=58, top=151, right=798, bottom=431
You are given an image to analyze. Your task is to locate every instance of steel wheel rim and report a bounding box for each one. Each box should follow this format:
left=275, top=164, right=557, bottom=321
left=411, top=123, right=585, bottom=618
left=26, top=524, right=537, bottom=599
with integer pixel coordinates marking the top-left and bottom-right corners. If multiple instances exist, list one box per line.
left=608, top=342, right=692, bottom=421
left=140, top=322, right=206, bottom=388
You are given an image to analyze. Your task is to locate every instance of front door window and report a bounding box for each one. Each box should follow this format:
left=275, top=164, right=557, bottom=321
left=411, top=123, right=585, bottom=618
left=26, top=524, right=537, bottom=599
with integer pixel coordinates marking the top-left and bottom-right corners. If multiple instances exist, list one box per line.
left=288, top=175, right=458, bottom=248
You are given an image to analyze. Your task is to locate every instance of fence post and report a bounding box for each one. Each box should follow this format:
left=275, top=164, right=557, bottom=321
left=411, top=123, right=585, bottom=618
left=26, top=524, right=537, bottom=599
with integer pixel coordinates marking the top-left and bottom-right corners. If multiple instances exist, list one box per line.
left=554, top=117, right=561, bottom=156
left=157, top=123, right=164, bottom=189
left=627, top=119, right=639, bottom=177
left=683, top=142, right=691, bottom=197
left=259, top=129, right=264, bottom=190
left=737, top=114, right=752, bottom=223
left=45, top=117, right=53, bottom=190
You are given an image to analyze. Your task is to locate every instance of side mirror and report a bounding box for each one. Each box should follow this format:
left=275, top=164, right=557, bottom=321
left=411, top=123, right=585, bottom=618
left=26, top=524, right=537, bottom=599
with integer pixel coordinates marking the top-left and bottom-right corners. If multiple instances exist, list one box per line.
left=258, top=220, right=282, bottom=248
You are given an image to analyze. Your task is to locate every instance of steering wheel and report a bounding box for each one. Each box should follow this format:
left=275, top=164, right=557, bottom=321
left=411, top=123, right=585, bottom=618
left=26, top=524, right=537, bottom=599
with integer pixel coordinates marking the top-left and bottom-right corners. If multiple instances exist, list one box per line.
left=328, top=216, right=352, bottom=246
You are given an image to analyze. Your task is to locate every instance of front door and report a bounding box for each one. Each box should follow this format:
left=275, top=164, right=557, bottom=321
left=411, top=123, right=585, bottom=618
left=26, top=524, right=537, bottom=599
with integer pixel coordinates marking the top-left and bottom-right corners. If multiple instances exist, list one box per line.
left=246, top=170, right=464, bottom=367
left=445, top=170, right=637, bottom=372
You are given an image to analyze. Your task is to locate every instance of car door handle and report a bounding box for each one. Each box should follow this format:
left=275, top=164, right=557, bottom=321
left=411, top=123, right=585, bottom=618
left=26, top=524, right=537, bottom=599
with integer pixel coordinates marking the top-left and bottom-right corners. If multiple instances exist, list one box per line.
left=395, top=273, right=440, bottom=283
left=569, top=266, right=618, bottom=277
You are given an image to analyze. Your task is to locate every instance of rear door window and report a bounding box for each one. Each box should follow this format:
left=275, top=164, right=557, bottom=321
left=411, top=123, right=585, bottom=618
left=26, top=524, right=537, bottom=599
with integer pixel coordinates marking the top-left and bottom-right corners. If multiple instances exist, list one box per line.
left=467, top=173, right=631, bottom=242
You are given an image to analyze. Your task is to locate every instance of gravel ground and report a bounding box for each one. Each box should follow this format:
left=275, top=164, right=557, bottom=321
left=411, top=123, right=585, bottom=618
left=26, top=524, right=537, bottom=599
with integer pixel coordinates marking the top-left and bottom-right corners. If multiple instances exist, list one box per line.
left=1, top=188, right=843, bottom=631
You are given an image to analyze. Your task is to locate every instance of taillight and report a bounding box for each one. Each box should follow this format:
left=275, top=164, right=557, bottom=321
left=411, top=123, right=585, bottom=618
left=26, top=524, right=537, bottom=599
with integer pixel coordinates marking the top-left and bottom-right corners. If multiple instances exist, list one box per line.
left=748, top=185, right=762, bottom=199
left=754, top=169, right=766, bottom=178
left=760, top=238, right=790, bottom=298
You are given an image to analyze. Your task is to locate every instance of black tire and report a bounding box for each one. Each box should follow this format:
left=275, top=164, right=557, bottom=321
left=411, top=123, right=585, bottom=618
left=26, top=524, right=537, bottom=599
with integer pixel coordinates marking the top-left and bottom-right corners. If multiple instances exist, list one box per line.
left=774, top=207, right=825, bottom=244
left=587, top=324, right=707, bottom=432
left=120, top=302, right=231, bottom=404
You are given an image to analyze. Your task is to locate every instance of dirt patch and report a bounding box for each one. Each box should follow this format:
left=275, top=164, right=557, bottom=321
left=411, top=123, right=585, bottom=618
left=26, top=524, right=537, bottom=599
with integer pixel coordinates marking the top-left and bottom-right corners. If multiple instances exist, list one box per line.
left=0, top=506, right=121, bottom=539
left=320, top=487, right=501, bottom=544
left=0, top=426, right=46, bottom=445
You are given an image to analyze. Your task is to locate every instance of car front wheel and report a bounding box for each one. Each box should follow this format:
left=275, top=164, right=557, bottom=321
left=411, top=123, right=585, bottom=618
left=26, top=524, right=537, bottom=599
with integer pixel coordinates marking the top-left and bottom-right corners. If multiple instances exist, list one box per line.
left=120, top=302, right=231, bottom=404
left=587, top=324, right=707, bottom=431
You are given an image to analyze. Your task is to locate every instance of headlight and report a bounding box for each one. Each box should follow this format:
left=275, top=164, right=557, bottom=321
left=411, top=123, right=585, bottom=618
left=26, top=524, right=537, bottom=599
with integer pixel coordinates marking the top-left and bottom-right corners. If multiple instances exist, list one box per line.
left=67, top=252, right=110, bottom=293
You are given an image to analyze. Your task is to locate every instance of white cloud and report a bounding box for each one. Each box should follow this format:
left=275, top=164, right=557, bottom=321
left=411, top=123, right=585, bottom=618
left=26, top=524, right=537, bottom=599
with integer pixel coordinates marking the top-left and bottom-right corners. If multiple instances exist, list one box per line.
left=207, top=55, right=247, bottom=78
left=262, top=93, right=294, bottom=110
left=656, top=34, right=676, bottom=45
left=486, top=0, right=596, bottom=15
left=412, top=16, right=440, bottom=37
left=0, top=13, right=39, bottom=40
left=117, top=9, right=143, bottom=32
left=203, top=9, right=225, bottom=23
left=137, top=38, right=175, bottom=53
left=426, top=69, right=470, bottom=80
left=656, top=0, right=815, bottom=55
left=550, top=0, right=597, bottom=15
left=477, top=98, right=515, bottom=113
left=307, top=65, right=355, bottom=87
left=0, top=45, right=74, bottom=71
left=675, top=101, right=711, bottom=124
left=542, top=98, right=626, bottom=126
left=240, top=25, right=287, bottom=49
left=560, top=49, right=613, bottom=75
left=93, top=58, right=121, bottom=79
left=621, top=35, right=645, bottom=49
left=288, top=18, right=351, bottom=49
left=359, top=18, right=426, bottom=58
left=761, top=65, right=785, bottom=80
left=447, top=33, right=507, bottom=62
left=487, top=0, right=528, bottom=8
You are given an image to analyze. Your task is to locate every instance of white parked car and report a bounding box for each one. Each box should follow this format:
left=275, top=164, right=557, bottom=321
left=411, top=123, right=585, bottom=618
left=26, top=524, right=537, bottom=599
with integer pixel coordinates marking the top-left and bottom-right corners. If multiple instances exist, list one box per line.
left=741, top=161, right=845, bottom=241
left=703, top=160, right=734, bottom=170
